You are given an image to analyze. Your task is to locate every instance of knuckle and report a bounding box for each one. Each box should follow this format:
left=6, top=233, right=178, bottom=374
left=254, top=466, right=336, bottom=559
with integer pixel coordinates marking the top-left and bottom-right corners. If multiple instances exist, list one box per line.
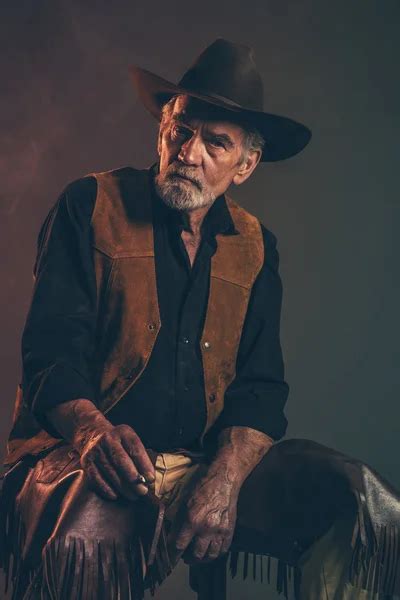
left=204, top=516, right=218, bottom=531
left=117, top=424, right=134, bottom=437
left=175, top=540, right=185, bottom=550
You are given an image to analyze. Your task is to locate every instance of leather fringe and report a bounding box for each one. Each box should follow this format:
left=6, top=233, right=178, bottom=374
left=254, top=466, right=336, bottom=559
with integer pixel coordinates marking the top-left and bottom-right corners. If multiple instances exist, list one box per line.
left=41, top=535, right=145, bottom=600
left=0, top=463, right=174, bottom=600
left=229, top=551, right=301, bottom=599
left=0, top=460, right=34, bottom=600
left=145, top=522, right=173, bottom=595
left=350, top=489, right=400, bottom=597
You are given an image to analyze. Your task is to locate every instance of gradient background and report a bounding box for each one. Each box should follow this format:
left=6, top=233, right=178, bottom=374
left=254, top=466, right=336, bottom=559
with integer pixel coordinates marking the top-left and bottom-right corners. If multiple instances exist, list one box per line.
left=1, top=1, right=399, bottom=598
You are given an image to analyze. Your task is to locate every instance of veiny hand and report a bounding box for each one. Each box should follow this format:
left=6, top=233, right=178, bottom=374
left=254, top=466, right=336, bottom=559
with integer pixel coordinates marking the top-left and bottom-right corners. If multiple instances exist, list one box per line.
left=79, top=423, right=155, bottom=502
left=170, top=472, right=239, bottom=564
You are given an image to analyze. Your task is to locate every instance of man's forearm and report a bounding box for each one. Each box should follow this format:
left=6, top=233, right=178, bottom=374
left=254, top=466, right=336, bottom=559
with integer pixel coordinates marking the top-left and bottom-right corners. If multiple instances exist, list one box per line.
left=208, top=426, right=274, bottom=491
left=45, top=398, right=113, bottom=453
left=170, top=426, right=274, bottom=561
left=45, top=398, right=155, bottom=500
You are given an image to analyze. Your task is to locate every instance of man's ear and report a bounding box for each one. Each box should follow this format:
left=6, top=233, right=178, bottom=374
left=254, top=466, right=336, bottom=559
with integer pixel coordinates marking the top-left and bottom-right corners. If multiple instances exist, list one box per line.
left=232, top=150, right=262, bottom=186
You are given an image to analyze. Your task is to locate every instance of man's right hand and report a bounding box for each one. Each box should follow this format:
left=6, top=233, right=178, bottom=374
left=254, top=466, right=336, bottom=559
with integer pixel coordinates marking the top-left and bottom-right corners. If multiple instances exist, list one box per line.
left=79, top=423, right=155, bottom=501
left=45, top=399, right=155, bottom=501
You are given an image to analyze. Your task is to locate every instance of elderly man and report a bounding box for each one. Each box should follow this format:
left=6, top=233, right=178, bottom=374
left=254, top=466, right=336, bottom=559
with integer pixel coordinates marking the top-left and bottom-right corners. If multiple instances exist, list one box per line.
left=1, top=39, right=399, bottom=600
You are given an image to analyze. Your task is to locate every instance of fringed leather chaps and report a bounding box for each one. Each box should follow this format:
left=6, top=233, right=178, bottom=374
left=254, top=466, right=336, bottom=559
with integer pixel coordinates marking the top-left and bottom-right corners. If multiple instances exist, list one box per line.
left=1, top=438, right=400, bottom=599
left=0, top=445, right=170, bottom=600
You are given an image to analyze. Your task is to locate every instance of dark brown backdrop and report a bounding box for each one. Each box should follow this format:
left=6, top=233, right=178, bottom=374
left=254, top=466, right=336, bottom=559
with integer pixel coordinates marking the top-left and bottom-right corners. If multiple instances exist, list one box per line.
left=1, top=1, right=399, bottom=598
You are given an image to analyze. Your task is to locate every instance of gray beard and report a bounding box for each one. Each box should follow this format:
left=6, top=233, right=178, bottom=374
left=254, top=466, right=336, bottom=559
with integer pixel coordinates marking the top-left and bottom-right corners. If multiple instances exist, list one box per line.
left=154, top=173, right=216, bottom=211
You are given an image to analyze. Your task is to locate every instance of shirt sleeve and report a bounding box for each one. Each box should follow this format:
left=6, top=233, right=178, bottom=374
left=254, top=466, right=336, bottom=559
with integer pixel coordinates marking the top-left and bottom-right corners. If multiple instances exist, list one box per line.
left=21, top=176, right=98, bottom=438
left=214, top=224, right=289, bottom=441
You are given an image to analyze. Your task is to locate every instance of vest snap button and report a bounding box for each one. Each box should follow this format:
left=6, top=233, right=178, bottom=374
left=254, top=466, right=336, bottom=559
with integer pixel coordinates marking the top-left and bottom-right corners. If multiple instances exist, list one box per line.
left=209, top=393, right=216, bottom=403
left=204, top=341, right=211, bottom=349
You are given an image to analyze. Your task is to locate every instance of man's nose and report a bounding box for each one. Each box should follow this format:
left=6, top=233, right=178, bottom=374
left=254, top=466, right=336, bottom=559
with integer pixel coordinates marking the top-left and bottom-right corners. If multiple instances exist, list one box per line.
left=178, top=134, right=202, bottom=166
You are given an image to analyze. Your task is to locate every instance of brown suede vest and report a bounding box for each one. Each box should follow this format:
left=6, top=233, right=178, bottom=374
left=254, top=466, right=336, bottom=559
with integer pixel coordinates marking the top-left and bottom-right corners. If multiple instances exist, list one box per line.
left=3, top=167, right=264, bottom=468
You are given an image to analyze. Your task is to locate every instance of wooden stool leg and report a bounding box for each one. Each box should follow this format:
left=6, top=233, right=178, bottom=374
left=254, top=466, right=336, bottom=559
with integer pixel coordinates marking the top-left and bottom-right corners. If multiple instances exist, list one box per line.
left=189, top=555, right=228, bottom=600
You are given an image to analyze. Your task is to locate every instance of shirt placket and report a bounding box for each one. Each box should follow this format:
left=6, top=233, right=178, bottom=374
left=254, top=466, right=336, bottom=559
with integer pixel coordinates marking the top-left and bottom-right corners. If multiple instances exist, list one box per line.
left=174, top=232, right=215, bottom=441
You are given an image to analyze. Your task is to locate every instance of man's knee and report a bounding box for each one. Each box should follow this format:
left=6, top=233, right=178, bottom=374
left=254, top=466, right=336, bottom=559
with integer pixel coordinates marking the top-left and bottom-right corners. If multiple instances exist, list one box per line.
left=39, top=480, right=144, bottom=598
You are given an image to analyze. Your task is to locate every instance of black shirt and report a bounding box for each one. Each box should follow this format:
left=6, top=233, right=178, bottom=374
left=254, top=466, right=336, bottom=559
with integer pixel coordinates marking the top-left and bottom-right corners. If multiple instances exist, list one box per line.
left=21, top=162, right=289, bottom=451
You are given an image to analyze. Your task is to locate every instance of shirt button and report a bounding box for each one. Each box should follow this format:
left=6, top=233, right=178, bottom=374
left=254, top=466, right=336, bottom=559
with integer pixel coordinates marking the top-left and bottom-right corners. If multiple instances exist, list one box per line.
left=209, top=393, right=216, bottom=403
left=203, top=341, right=211, bottom=349
left=182, top=336, right=190, bottom=344
left=148, top=323, right=156, bottom=331
left=178, top=427, right=184, bottom=436
left=184, top=385, right=190, bottom=392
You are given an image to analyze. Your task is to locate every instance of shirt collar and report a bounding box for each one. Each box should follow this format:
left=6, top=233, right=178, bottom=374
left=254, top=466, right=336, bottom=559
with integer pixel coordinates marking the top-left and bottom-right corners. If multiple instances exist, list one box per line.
left=148, top=161, right=239, bottom=237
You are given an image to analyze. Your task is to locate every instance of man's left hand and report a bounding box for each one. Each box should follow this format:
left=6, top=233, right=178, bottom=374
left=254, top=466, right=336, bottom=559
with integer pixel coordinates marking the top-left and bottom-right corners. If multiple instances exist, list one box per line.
left=168, top=427, right=274, bottom=564
left=171, top=470, right=239, bottom=563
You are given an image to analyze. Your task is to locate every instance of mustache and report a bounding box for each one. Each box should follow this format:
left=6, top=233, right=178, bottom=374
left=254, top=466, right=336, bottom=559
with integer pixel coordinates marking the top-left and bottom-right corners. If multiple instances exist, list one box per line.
left=166, top=166, right=202, bottom=190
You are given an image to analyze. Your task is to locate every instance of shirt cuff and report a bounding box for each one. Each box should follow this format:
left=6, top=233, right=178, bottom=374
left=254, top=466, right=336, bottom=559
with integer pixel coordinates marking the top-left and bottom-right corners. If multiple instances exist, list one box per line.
left=24, top=363, right=95, bottom=439
left=215, top=386, right=289, bottom=441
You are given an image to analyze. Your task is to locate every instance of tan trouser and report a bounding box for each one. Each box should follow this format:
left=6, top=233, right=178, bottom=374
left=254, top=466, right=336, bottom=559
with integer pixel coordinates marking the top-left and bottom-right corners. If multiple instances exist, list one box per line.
left=154, top=451, right=202, bottom=519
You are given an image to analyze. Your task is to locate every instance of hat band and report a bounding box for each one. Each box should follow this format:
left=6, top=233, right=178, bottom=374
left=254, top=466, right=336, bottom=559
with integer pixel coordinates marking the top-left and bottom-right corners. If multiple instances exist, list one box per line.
left=177, top=83, right=247, bottom=110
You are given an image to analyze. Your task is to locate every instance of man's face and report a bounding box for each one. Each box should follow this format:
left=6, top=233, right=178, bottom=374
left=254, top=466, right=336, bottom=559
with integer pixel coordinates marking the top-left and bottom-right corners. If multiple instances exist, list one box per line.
left=155, top=95, right=258, bottom=211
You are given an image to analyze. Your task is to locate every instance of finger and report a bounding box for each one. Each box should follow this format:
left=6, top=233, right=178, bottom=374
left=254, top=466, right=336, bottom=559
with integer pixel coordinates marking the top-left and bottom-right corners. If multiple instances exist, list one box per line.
left=174, top=523, right=196, bottom=553
left=94, top=448, right=139, bottom=501
left=204, top=538, right=223, bottom=562
left=188, top=535, right=212, bottom=562
left=220, top=532, right=234, bottom=555
left=120, top=429, right=155, bottom=482
left=94, top=446, right=125, bottom=491
left=102, top=439, right=148, bottom=495
left=85, top=463, right=117, bottom=501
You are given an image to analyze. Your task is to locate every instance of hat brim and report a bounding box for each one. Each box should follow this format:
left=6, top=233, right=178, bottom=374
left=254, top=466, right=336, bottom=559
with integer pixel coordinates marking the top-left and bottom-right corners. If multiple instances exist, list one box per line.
left=129, top=65, right=312, bottom=162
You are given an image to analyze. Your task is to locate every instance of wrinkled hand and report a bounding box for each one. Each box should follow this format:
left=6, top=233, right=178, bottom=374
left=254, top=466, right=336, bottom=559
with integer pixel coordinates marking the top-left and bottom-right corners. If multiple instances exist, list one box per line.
left=170, top=472, right=239, bottom=564
left=79, top=423, right=155, bottom=502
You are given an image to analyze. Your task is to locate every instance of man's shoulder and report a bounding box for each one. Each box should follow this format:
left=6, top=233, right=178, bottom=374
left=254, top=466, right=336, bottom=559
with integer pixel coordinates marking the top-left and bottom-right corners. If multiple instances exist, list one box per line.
left=259, top=222, right=278, bottom=251
left=59, top=165, right=149, bottom=217
left=56, top=175, right=98, bottom=223
left=64, top=165, right=147, bottom=193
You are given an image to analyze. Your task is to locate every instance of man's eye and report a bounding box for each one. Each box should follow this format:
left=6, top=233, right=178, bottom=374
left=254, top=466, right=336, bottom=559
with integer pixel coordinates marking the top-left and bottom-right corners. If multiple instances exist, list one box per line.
left=207, top=138, right=225, bottom=149
left=171, top=125, right=189, bottom=138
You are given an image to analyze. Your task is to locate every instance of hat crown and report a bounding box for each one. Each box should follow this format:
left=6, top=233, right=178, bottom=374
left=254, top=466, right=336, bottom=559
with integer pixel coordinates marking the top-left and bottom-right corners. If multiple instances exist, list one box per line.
left=178, top=39, right=264, bottom=111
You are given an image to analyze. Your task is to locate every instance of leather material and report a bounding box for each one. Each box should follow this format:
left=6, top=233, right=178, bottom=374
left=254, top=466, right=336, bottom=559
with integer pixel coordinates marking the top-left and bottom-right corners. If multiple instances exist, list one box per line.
left=3, top=166, right=264, bottom=468
left=1, top=438, right=399, bottom=599
left=0, top=444, right=168, bottom=599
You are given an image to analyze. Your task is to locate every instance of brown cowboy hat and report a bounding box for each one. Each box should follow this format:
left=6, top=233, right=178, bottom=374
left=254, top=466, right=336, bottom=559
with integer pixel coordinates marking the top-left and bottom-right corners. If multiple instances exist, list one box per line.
left=129, top=38, right=312, bottom=162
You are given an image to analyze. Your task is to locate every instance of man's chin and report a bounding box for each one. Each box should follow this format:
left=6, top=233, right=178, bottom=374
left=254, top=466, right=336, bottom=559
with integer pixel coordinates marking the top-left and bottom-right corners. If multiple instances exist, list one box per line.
left=155, top=176, right=214, bottom=211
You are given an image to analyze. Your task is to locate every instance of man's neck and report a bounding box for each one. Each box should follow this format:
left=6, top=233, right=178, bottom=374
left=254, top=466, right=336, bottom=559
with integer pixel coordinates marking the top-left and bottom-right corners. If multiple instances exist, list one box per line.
left=181, top=205, right=211, bottom=236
